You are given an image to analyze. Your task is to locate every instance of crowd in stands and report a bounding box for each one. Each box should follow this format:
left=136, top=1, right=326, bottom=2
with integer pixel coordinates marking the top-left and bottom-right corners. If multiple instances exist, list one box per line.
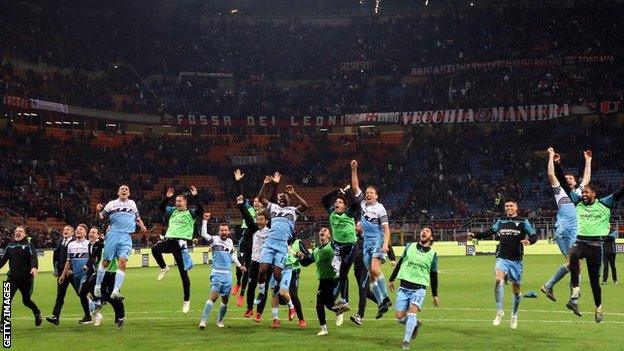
left=1, top=115, right=623, bottom=248
left=1, top=1, right=623, bottom=115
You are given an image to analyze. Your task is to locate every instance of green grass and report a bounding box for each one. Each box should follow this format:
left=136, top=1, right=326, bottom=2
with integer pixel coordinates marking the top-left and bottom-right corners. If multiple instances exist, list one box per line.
left=6, top=255, right=624, bottom=350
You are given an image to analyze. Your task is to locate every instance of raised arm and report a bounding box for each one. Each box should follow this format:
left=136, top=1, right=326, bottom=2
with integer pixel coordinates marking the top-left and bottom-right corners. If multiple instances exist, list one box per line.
left=234, top=169, right=246, bottom=199
left=237, top=195, right=258, bottom=231
left=189, top=185, right=204, bottom=218
left=321, top=189, right=340, bottom=214
left=257, top=175, right=274, bottom=207
left=286, top=185, right=310, bottom=213
left=350, top=160, right=361, bottom=196
left=468, top=219, right=500, bottom=240
left=580, top=150, right=592, bottom=188
left=546, top=147, right=560, bottom=187
left=160, top=187, right=175, bottom=212
left=200, top=213, right=213, bottom=243
left=599, top=184, right=624, bottom=208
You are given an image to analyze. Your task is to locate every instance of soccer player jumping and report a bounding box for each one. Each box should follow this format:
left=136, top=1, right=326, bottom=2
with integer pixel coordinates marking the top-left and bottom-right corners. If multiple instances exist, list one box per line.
left=469, top=200, right=537, bottom=329
left=541, top=148, right=591, bottom=309
left=94, top=185, right=147, bottom=300
left=253, top=173, right=310, bottom=325
left=389, top=227, right=439, bottom=350
left=350, top=160, right=392, bottom=319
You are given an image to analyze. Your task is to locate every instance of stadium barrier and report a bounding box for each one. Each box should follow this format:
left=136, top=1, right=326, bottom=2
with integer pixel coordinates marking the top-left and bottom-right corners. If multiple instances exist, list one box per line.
left=3, top=239, right=623, bottom=274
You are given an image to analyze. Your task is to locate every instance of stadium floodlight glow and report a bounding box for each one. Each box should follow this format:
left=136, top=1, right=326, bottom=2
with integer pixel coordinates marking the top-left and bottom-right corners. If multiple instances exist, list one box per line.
left=54, top=121, right=62, bottom=125
left=359, top=125, right=375, bottom=128
left=425, top=0, right=429, bottom=5
left=230, top=9, right=238, bottom=14
left=73, top=121, right=80, bottom=125
left=106, top=123, right=117, bottom=127
left=375, top=0, right=381, bottom=13
left=45, top=122, right=52, bottom=125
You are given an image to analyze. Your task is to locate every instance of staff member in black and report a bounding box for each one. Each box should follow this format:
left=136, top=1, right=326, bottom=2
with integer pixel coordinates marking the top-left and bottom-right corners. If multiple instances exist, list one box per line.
left=0, top=226, right=42, bottom=326
left=46, top=225, right=75, bottom=325
left=602, top=225, right=618, bottom=285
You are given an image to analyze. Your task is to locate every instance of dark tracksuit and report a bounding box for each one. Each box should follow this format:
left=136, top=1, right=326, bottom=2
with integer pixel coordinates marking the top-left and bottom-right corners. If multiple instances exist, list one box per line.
left=0, top=239, right=41, bottom=316
left=602, top=231, right=618, bottom=283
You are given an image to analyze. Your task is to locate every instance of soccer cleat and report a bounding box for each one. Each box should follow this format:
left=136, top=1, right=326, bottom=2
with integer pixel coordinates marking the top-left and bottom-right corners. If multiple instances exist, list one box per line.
left=198, top=320, right=207, bottom=329
left=540, top=285, right=556, bottom=302
left=333, top=302, right=350, bottom=312
left=271, top=318, right=280, bottom=329
left=298, top=319, right=307, bottom=328
left=336, top=313, right=344, bottom=327
left=595, top=306, right=604, bottom=323
left=254, top=293, right=265, bottom=306
left=254, top=313, right=262, bottom=323
left=350, top=314, right=363, bottom=326
left=157, top=266, right=170, bottom=281
left=110, top=291, right=125, bottom=300
left=91, top=300, right=105, bottom=317
left=375, top=299, right=390, bottom=319
left=566, top=302, right=582, bottom=317
left=78, top=316, right=93, bottom=325
left=402, top=341, right=410, bottom=350
left=237, top=295, right=244, bottom=307
left=510, top=314, right=518, bottom=330
left=34, top=313, right=42, bottom=327
left=317, top=327, right=329, bottom=336
left=412, top=320, right=422, bottom=339
left=216, top=321, right=225, bottom=328
left=244, top=309, right=253, bottom=318
left=492, top=310, right=505, bottom=326
left=182, top=301, right=190, bottom=313
left=94, top=313, right=103, bottom=327
left=117, top=317, right=126, bottom=330
left=288, top=307, right=296, bottom=321
left=232, top=284, right=241, bottom=295
left=93, top=286, right=102, bottom=298
left=46, top=316, right=59, bottom=325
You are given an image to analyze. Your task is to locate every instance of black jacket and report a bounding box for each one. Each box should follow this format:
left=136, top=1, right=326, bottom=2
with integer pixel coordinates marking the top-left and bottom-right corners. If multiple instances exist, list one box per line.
left=52, top=237, right=74, bottom=276
left=0, top=239, right=38, bottom=279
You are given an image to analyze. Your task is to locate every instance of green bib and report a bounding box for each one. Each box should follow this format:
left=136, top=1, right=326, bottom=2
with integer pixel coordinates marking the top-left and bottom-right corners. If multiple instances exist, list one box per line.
left=285, top=239, right=302, bottom=270
left=313, top=243, right=337, bottom=280
left=241, top=206, right=256, bottom=230
left=576, top=201, right=611, bottom=237
left=397, top=243, right=436, bottom=287
left=330, top=211, right=356, bottom=244
left=166, top=209, right=195, bottom=240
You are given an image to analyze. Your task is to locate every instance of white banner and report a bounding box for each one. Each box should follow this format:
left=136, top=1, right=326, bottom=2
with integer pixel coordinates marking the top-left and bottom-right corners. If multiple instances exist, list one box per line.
left=30, top=99, right=69, bottom=114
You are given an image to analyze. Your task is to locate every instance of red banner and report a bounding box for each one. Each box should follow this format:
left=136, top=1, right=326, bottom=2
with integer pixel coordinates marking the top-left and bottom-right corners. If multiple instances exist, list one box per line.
left=2, top=95, right=31, bottom=109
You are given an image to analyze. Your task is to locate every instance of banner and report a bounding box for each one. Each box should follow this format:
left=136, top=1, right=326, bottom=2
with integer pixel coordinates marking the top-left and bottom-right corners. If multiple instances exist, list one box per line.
left=411, top=55, right=616, bottom=76
left=231, top=155, right=263, bottom=165
left=163, top=114, right=342, bottom=127
left=345, top=104, right=570, bottom=125
left=2, top=95, right=68, bottom=114
left=2, top=95, right=31, bottom=109
left=339, top=60, right=374, bottom=71
left=30, top=99, right=69, bottom=114
left=582, top=101, right=622, bottom=115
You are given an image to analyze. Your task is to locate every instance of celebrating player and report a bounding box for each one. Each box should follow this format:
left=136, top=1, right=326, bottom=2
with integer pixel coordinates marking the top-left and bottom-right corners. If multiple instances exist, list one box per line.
left=560, top=178, right=624, bottom=322
left=297, top=228, right=346, bottom=336
left=58, top=223, right=92, bottom=324
left=253, top=174, right=310, bottom=322
left=468, top=200, right=537, bottom=329
left=541, top=148, right=591, bottom=307
left=321, top=185, right=358, bottom=310
left=236, top=194, right=271, bottom=321
left=388, top=227, right=439, bottom=350
left=94, top=185, right=147, bottom=300
left=152, top=185, right=202, bottom=313
left=199, top=216, right=246, bottom=329
left=350, top=160, right=392, bottom=318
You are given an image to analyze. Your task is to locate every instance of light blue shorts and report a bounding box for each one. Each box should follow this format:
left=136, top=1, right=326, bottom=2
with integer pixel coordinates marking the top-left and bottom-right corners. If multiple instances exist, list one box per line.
left=259, top=241, right=288, bottom=269
left=210, top=272, right=232, bottom=297
left=103, top=231, right=132, bottom=261
left=395, top=287, right=427, bottom=311
left=362, top=238, right=386, bottom=270
left=554, top=227, right=576, bottom=255
left=270, top=267, right=292, bottom=295
left=495, top=258, right=523, bottom=285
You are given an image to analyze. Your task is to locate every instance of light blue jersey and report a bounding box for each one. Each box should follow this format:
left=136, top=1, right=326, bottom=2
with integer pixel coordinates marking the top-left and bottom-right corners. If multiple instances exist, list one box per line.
left=200, top=221, right=241, bottom=273
left=553, top=185, right=578, bottom=234
left=355, top=191, right=389, bottom=241
left=67, top=239, right=89, bottom=283
left=101, top=199, right=140, bottom=234
left=266, top=202, right=298, bottom=244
